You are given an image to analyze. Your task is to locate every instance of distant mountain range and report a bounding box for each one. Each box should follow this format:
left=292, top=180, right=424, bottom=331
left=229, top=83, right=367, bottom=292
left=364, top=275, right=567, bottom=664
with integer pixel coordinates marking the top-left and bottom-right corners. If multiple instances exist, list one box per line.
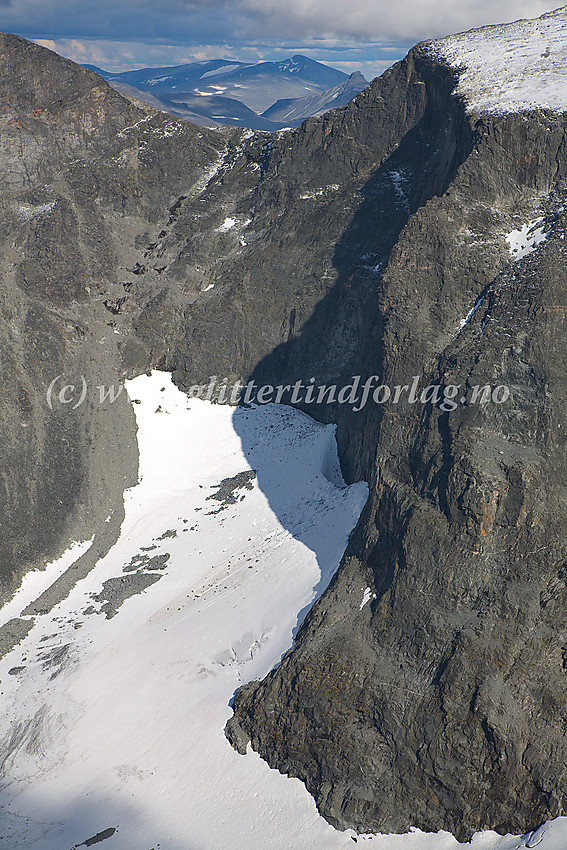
left=262, top=70, right=368, bottom=125
left=83, top=55, right=369, bottom=130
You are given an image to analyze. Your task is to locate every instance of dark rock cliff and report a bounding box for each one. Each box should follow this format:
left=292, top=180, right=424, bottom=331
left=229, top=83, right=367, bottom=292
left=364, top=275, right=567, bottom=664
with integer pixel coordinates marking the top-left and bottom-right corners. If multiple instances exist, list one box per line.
left=222, top=48, right=567, bottom=844
left=1, top=26, right=567, bottom=841
left=0, top=33, right=227, bottom=601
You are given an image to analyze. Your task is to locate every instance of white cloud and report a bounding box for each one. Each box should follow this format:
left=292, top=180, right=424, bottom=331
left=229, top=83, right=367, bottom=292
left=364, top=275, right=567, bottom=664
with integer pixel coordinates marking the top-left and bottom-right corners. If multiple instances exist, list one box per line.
left=34, top=38, right=57, bottom=51
left=16, top=0, right=562, bottom=46
left=30, top=35, right=400, bottom=76
left=332, top=59, right=397, bottom=79
left=234, top=0, right=560, bottom=41
left=24, top=1, right=563, bottom=75
left=30, top=38, right=245, bottom=72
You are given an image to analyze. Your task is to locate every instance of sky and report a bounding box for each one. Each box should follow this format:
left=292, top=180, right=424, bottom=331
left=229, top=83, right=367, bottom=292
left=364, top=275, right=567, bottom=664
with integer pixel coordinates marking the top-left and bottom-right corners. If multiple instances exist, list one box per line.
left=0, top=0, right=562, bottom=78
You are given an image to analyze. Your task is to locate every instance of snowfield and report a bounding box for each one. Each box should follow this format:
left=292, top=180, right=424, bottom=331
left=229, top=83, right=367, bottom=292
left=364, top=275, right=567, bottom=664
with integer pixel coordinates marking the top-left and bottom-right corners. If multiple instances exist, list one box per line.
left=425, top=7, right=567, bottom=114
left=505, top=217, right=548, bottom=259
left=0, top=372, right=566, bottom=849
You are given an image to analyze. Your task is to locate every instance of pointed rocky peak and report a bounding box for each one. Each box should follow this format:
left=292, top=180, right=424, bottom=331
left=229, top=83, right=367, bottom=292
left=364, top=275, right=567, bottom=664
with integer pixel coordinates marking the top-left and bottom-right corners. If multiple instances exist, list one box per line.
left=0, top=32, right=110, bottom=110
left=348, top=70, right=368, bottom=83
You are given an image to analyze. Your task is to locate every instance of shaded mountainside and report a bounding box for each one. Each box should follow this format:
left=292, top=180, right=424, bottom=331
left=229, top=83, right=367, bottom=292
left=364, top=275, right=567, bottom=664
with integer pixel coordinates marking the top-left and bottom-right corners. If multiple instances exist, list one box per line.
left=1, top=13, right=567, bottom=842
left=224, top=63, right=567, bottom=838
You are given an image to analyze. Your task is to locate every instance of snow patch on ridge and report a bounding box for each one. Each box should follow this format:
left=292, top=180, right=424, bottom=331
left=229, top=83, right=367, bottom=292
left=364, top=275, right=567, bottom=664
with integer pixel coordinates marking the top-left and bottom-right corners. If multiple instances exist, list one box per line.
left=146, top=75, right=173, bottom=86
left=425, top=7, right=567, bottom=114
left=299, top=184, right=340, bottom=199
left=454, top=290, right=489, bottom=336
left=389, top=169, right=410, bottom=212
left=187, top=144, right=229, bottom=198
left=454, top=214, right=549, bottom=337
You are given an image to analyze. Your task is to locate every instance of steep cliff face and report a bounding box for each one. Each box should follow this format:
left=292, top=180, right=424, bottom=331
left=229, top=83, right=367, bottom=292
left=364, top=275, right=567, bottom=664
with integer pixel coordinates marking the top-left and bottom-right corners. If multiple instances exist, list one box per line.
left=0, top=33, right=227, bottom=604
left=162, top=50, right=469, bottom=392
left=2, top=10, right=567, bottom=841
left=224, top=15, right=567, bottom=843
left=228, top=197, right=567, bottom=840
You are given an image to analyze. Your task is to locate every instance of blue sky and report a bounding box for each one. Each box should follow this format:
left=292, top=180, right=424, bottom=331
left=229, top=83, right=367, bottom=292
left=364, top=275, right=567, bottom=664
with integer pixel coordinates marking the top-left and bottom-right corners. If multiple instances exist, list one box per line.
left=0, top=0, right=561, bottom=77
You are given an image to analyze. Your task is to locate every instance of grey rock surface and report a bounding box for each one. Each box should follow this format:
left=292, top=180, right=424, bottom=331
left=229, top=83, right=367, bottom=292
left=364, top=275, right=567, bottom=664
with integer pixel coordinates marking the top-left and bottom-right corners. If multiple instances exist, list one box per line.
left=0, top=32, right=228, bottom=604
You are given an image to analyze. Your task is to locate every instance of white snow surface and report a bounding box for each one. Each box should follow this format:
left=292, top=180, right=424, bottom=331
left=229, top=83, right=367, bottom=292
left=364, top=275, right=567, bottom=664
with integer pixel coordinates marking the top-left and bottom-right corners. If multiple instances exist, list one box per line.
left=454, top=214, right=549, bottom=335
left=1, top=371, right=567, bottom=849
left=505, top=217, right=548, bottom=259
left=147, top=75, right=173, bottom=86
left=389, top=169, right=410, bottom=212
left=201, top=64, right=243, bottom=79
left=299, top=184, right=341, bottom=199
left=454, top=289, right=490, bottom=336
left=0, top=538, right=94, bottom=630
left=16, top=201, right=57, bottom=221
left=217, top=215, right=237, bottom=231
left=425, top=7, right=567, bottom=114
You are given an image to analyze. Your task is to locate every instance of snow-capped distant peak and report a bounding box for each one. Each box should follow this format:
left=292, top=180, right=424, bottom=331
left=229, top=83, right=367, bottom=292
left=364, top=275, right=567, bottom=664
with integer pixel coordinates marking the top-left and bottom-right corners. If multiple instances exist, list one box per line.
left=280, top=59, right=302, bottom=74
left=424, top=7, right=567, bottom=114
left=280, top=56, right=303, bottom=69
